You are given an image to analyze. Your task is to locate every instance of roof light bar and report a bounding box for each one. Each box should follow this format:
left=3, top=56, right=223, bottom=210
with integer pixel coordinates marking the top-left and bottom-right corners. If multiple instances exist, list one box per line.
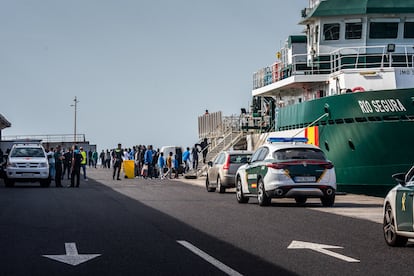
left=267, top=137, right=308, bottom=143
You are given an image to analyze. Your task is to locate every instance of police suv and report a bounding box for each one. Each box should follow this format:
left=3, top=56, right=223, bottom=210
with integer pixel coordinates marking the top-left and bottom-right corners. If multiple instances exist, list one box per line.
left=4, top=142, right=50, bottom=187
left=383, top=165, right=414, bottom=246
left=235, top=137, right=336, bottom=207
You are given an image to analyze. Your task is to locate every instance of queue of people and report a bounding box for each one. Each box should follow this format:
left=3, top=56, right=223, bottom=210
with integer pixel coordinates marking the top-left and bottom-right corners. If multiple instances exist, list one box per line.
left=106, top=140, right=210, bottom=181
left=45, top=139, right=210, bottom=186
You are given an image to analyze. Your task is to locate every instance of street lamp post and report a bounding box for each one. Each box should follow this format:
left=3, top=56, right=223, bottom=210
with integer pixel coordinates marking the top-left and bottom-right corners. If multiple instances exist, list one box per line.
left=71, top=96, right=80, bottom=143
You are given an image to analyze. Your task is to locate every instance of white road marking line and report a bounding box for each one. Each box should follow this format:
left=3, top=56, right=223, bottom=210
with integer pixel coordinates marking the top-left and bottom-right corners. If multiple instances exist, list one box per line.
left=177, top=240, right=243, bottom=276
left=288, top=240, right=360, bottom=263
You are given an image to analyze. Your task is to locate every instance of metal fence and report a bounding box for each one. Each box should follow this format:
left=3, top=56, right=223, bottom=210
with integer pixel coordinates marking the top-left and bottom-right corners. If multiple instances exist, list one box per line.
left=2, top=134, right=86, bottom=143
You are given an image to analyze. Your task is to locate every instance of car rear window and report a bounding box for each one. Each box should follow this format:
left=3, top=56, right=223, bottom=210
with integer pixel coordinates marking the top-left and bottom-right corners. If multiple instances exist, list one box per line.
left=230, top=154, right=251, bottom=164
left=10, top=147, right=45, bottom=158
left=272, top=148, right=326, bottom=161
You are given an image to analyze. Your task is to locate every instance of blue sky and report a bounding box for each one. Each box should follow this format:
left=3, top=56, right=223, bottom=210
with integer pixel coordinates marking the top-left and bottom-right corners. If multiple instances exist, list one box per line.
left=1, top=0, right=305, bottom=150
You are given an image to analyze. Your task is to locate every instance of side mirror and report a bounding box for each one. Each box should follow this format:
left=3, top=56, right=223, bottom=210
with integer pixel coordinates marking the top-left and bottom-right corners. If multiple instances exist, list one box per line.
left=208, top=161, right=213, bottom=167
left=392, top=173, right=406, bottom=186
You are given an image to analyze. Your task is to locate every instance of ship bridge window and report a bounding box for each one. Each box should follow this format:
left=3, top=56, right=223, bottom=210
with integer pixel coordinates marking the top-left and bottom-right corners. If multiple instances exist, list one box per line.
left=345, top=23, right=362, bottom=39
left=404, top=22, right=414, bottom=38
left=369, top=22, right=398, bottom=39
left=315, top=25, right=319, bottom=43
left=323, top=23, right=340, bottom=41
left=335, top=119, right=344, bottom=124
left=344, top=118, right=354, bottom=123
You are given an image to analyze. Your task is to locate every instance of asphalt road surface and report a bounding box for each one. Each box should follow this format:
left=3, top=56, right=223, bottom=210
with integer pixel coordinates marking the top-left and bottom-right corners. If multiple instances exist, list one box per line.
left=1, top=168, right=413, bottom=276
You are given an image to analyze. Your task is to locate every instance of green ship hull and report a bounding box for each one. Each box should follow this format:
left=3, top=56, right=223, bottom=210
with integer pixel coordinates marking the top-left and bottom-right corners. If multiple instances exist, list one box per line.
left=277, top=89, right=414, bottom=196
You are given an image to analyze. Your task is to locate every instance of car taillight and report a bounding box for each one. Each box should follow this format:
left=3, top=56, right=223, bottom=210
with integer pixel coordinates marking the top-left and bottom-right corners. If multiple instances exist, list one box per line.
left=267, top=161, right=334, bottom=170
left=223, top=155, right=230, bottom=170
left=321, top=162, right=334, bottom=169
left=267, top=163, right=287, bottom=170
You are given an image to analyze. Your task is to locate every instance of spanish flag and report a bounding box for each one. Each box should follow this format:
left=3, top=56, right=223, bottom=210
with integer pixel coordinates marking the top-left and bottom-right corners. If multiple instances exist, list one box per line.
left=305, top=126, right=319, bottom=147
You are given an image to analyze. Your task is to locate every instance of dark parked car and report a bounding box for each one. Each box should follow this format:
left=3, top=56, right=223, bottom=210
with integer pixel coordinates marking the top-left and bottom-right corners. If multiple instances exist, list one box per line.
left=206, top=150, right=252, bottom=193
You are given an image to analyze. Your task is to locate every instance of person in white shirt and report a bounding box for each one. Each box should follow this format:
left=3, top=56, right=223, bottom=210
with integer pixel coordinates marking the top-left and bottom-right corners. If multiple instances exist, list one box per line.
left=123, top=149, right=129, bottom=160
left=46, top=148, right=55, bottom=180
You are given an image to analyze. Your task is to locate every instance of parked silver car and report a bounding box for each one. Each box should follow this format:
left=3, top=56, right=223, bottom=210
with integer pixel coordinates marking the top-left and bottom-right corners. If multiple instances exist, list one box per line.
left=206, top=150, right=252, bottom=193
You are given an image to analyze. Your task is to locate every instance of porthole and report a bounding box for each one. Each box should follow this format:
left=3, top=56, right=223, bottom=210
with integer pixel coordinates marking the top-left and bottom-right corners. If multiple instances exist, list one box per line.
left=324, top=141, right=330, bottom=152
left=355, top=117, right=367, bottom=122
left=348, top=139, right=356, bottom=151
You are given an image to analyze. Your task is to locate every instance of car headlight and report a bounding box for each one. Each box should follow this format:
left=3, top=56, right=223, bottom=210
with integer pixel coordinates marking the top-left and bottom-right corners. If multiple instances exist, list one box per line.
left=39, top=163, right=48, bottom=168
left=7, top=162, right=17, bottom=168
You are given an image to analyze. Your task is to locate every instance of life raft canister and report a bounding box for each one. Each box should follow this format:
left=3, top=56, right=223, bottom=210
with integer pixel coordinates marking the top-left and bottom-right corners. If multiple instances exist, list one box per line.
left=352, top=86, right=365, bottom=92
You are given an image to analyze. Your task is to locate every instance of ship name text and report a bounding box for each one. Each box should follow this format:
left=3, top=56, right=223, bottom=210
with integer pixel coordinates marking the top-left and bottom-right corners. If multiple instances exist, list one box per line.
left=358, top=99, right=407, bottom=114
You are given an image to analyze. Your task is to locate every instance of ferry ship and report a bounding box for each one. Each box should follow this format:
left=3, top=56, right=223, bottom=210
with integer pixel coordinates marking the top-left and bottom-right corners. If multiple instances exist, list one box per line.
left=250, top=0, right=414, bottom=196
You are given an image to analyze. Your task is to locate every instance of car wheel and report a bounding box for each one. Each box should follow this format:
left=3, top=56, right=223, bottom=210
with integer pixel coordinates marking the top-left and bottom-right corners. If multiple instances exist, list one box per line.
left=383, top=203, right=408, bottom=247
left=257, top=178, right=271, bottom=206
left=321, top=194, right=335, bottom=207
left=236, top=176, right=249, bottom=204
left=205, top=176, right=216, bottom=192
left=4, top=178, right=14, bottom=188
left=217, top=177, right=225, bottom=194
left=295, top=197, right=307, bottom=206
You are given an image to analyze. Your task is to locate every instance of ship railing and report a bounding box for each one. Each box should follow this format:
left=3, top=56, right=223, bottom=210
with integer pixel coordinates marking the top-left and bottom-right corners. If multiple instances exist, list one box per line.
left=240, top=113, right=273, bottom=133
left=330, top=44, right=414, bottom=72
left=253, top=44, right=414, bottom=90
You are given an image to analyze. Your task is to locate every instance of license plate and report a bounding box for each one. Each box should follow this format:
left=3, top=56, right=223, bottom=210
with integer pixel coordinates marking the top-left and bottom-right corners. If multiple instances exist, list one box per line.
left=21, top=173, right=34, bottom=177
left=294, top=176, right=316, bottom=182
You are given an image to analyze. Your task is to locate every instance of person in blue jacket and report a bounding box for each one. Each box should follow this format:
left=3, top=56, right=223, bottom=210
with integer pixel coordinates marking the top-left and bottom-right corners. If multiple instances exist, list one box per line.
left=157, top=152, right=165, bottom=179
left=182, top=147, right=191, bottom=173
left=144, top=145, right=154, bottom=179
left=174, top=154, right=180, bottom=179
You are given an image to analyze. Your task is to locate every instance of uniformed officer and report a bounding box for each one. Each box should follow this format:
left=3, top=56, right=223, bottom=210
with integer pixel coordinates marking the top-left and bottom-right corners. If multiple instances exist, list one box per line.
left=54, top=145, right=63, bottom=187
left=112, top=143, right=123, bottom=180
left=71, top=145, right=83, bottom=188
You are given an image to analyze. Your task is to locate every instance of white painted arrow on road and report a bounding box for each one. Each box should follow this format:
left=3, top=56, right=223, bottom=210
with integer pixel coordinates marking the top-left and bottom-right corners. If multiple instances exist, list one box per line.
left=43, top=243, right=101, bottom=266
left=288, top=240, right=360, bottom=263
